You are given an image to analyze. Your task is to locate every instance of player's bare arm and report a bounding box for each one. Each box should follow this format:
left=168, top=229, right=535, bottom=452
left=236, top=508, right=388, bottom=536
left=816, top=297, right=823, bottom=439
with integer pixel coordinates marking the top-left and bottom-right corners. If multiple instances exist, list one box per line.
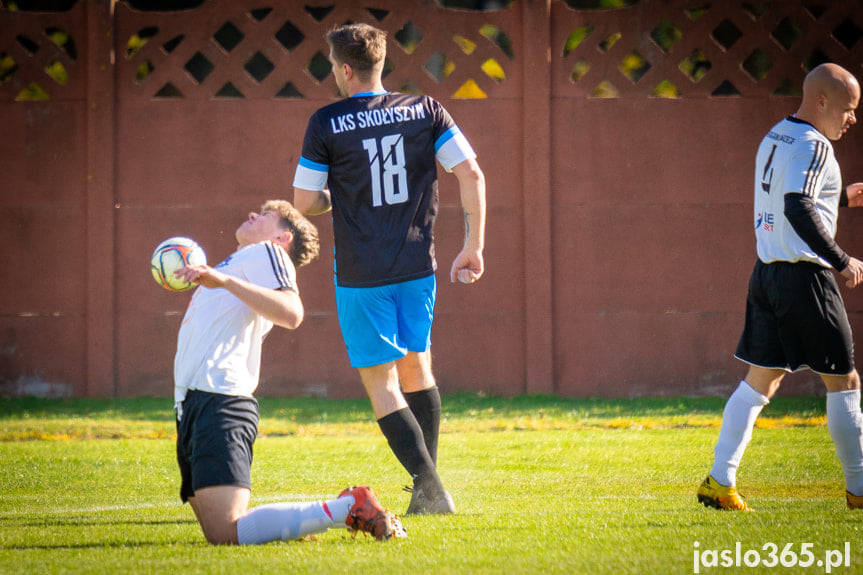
left=450, top=157, right=486, bottom=284
left=841, top=257, right=863, bottom=289
left=845, top=183, right=863, bottom=207
left=293, top=187, right=332, bottom=216
left=835, top=185, right=863, bottom=288
left=178, top=264, right=304, bottom=329
left=784, top=194, right=863, bottom=289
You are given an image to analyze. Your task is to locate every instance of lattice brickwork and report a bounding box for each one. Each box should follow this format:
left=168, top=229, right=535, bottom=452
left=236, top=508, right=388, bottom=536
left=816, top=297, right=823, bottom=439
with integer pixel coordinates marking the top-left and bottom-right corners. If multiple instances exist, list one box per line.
left=0, top=1, right=521, bottom=102
left=0, top=4, right=85, bottom=102
left=113, top=0, right=521, bottom=101
left=553, top=0, right=863, bottom=98
left=5, top=1, right=863, bottom=102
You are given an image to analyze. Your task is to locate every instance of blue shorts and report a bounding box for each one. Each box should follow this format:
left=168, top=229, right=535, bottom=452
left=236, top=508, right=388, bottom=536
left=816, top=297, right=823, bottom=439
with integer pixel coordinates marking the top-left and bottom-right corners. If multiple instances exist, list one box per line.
left=336, top=274, right=436, bottom=368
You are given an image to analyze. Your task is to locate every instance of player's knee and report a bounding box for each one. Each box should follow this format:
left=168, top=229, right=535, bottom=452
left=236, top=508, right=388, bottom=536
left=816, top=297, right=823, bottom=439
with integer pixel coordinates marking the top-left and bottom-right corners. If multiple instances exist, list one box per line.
left=201, top=523, right=238, bottom=545
left=397, top=351, right=435, bottom=389
left=196, top=513, right=240, bottom=545
left=822, top=370, right=861, bottom=392
left=838, top=369, right=860, bottom=390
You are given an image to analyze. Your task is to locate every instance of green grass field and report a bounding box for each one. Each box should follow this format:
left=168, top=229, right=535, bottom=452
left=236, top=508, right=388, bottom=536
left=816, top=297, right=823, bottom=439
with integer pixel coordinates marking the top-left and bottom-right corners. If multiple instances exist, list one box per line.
left=1, top=394, right=861, bottom=574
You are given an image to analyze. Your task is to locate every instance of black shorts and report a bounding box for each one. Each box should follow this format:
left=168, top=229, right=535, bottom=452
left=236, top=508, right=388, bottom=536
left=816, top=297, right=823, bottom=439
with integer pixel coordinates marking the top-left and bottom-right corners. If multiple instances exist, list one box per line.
left=175, top=390, right=259, bottom=502
left=735, top=259, right=855, bottom=375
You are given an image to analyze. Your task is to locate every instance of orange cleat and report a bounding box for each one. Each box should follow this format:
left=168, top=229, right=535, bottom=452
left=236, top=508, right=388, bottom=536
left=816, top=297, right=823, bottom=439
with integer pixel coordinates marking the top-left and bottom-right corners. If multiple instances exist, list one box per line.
left=340, top=486, right=407, bottom=541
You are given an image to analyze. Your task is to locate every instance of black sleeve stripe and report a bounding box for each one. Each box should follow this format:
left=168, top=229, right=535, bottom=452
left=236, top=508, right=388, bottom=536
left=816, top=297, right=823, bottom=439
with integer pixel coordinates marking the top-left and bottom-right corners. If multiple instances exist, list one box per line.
left=784, top=192, right=850, bottom=270
left=803, top=141, right=828, bottom=197
left=263, top=243, right=285, bottom=287
left=275, top=246, right=296, bottom=291
left=264, top=242, right=296, bottom=291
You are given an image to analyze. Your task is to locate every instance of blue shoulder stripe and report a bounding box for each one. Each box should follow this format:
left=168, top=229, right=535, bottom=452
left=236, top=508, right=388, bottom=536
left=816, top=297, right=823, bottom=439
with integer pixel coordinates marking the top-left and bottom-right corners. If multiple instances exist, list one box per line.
left=434, top=126, right=459, bottom=153
left=298, top=156, right=328, bottom=172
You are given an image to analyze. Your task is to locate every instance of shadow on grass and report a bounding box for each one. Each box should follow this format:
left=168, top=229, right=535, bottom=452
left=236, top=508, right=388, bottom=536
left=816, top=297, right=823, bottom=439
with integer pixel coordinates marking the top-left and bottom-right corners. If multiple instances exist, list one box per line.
left=0, top=515, right=201, bottom=551
left=0, top=516, right=197, bottom=528
left=2, top=539, right=206, bottom=551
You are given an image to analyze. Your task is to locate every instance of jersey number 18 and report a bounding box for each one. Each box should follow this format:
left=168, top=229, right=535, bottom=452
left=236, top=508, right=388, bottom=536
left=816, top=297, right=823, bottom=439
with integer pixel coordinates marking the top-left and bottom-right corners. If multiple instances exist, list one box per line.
left=363, top=135, right=409, bottom=207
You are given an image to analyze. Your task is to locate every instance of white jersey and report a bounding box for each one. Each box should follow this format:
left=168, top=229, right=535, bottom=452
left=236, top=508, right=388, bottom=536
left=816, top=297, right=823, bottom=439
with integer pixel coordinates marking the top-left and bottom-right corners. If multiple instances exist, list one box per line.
left=173, top=241, right=297, bottom=403
left=754, top=116, right=843, bottom=267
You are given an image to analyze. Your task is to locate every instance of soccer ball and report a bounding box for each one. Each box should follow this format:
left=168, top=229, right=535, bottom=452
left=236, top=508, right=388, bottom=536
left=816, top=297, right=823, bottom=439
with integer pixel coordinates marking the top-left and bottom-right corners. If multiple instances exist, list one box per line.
left=151, top=237, right=207, bottom=292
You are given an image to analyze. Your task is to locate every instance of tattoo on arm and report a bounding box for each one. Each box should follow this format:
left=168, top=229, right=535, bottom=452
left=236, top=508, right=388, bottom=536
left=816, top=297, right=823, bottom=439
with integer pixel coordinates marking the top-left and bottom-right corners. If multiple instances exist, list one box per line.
left=463, top=211, right=470, bottom=241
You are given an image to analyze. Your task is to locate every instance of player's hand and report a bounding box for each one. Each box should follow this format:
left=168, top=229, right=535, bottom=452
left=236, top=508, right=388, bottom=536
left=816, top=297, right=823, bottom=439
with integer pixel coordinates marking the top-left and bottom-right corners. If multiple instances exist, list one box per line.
left=847, top=183, right=863, bottom=207
left=841, top=257, right=863, bottom=289
left=176, top=265, right=228, bottom=289
left=450, top=250, right=484, bottom=284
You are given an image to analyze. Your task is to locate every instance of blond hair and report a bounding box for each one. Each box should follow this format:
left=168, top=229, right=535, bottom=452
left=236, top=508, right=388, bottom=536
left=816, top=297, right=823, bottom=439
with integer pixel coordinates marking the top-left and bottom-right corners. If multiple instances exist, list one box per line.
left=261, top=200, right=320, bottom=268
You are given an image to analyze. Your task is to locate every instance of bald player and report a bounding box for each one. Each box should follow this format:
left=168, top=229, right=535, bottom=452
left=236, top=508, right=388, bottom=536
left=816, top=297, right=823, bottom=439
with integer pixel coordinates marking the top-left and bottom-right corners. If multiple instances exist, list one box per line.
left=698, top=63, right=863, bottom=511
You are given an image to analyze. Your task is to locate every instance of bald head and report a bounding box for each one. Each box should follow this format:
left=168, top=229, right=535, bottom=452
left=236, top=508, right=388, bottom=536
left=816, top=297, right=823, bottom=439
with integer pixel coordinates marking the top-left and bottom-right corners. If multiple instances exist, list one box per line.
left=797, top=63, right=860, bottom=140
left=803, top=63, right=858, bottom=102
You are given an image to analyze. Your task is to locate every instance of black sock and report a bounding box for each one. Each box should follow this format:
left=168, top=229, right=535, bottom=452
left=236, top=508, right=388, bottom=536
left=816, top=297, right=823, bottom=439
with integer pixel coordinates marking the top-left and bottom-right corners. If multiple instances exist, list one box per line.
left=377, top=408, right=443, bottom=495
left=404, top=386, right=441, bottom=464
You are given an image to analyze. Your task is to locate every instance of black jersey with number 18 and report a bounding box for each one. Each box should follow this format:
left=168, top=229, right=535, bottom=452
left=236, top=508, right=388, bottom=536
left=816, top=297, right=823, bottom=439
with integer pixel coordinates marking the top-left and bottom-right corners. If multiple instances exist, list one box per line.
left=293, top=92, right=476, bottom=288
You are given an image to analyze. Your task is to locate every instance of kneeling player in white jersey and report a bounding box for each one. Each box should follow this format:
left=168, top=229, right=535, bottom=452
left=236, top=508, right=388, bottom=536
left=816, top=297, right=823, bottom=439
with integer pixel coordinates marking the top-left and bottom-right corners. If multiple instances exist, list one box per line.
left=698, top=64, right=863, bottom=511
left=173, top=200, right=405, bottom=544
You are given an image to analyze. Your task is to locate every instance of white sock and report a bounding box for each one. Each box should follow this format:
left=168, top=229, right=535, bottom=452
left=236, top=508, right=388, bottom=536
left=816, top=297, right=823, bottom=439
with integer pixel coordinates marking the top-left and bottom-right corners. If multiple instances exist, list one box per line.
left=710, top=380, right=770, bottom=487
left=236, top=495, right=354, bottom=545
left=324, top=494, right=354, bottom=527
left=826, top=389, right=863, bottom=496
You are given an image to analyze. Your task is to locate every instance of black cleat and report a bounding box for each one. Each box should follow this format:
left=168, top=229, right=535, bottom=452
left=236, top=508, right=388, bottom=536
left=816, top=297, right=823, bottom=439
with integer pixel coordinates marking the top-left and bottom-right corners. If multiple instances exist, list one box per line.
left=403, top=485, right=455, bottom=515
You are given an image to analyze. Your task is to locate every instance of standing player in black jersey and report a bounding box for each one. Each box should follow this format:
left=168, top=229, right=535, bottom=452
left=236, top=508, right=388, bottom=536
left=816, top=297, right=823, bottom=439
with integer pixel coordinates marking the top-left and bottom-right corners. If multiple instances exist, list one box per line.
left=698, top=63, right=863, bottom=511
left=293, top=23, right=486, bottom=515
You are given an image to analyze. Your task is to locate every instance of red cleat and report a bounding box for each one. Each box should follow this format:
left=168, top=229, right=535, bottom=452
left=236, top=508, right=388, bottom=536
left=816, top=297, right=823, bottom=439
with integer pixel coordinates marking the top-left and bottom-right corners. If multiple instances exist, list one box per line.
left=340, top=486, right=407, bottom=541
